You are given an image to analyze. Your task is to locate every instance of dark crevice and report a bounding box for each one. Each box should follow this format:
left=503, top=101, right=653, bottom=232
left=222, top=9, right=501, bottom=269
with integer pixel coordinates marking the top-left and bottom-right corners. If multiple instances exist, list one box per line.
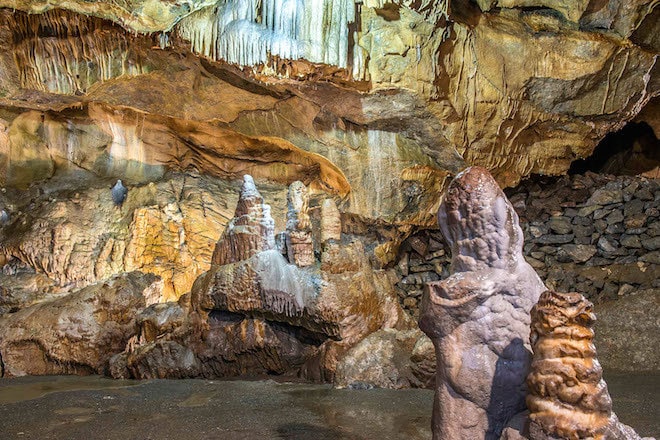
left=569, top=122, right=660, bottom=175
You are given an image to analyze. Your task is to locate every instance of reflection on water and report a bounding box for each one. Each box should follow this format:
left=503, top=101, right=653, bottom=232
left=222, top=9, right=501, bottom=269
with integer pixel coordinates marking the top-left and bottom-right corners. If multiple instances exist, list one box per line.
left=0, top=375, right=139, bottom=405
left=0, top=373, right=657, bottom=439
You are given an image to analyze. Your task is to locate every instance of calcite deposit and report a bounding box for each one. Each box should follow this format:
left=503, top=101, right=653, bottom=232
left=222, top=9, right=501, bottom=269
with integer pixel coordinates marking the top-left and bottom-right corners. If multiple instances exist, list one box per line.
left=526, top=290, right=646, bottom=440
left=419, top=166, right=546, bottom=440
left=109, top=175, right=410, bottom=381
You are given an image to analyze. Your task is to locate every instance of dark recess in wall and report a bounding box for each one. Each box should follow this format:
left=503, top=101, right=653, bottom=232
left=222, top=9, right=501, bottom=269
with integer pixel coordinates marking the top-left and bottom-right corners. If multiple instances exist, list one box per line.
left=569, top=122, right=660, bottom=176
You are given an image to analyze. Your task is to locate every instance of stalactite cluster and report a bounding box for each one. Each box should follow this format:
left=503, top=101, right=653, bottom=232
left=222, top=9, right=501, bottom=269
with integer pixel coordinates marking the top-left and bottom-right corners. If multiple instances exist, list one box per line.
left=176, top=0, right=359, bottom=75
left=6, top=10, right=147, bottom=94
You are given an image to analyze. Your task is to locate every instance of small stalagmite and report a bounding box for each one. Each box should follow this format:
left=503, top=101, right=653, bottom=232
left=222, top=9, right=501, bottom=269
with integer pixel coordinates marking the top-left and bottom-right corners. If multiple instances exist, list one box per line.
left=527, top=290, right=647, bottom=440
left=285, top=180, right=314, bottom=267
left=211, top=175, right=275, bottom=265
left=320, top=198, right=342, bottom=244
left=419, top=166, right=546, bottom=440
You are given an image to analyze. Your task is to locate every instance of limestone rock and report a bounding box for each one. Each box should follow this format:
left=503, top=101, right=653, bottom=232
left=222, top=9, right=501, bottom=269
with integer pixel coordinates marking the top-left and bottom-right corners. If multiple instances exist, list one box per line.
left=526, top=290, right=645, bottom=440
left=320, top=198, right=342, bottom=243
left=211, top=175, right=276, bottom=266
left=0, top=173, right=257, bottom=302
left=112, top=177, right=409, bottom=381
left=334, top=329, right=435, bottom=389
left=285, top=181, right=314, bottom=267
left=0, top=271, right=159, bottom=377
left=594, top=290, right=660, bottom=372
left=419, top=166, right=546, bottom=440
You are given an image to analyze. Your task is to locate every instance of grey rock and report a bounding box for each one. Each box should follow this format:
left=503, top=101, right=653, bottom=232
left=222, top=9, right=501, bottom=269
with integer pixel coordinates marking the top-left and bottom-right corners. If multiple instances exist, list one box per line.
left=642, top=236, right=660, bottom=251
left=594, top=208, right=613, bottom=220
left=605, top=223, right=624, bottom=234
left=529, top=224, right=548, bottom=238
left=624, top=199, right=645, bottom=216
left=634, top=188, right=654, bottom=201
left=639, top=251, right=660, bottom=264
left=560, top=244, right=597, bottom=263
left=536, top=234, right=574, bottom=245
left=598, top=236, right=619, bottom=253
left=572, top=224, right=594, bottom=238
left=594, top=219, right=608, bottom=233
left=586, top=186, right=623, bottom=206
left=606, top=209, right=624, bottom=225
left=548, top=216, right=572, bottom=234
left=111, top=179, right=128, bottom=206
left=577, top=205, right=600, bottom=217
left=620, top=235, right=642, bottom=248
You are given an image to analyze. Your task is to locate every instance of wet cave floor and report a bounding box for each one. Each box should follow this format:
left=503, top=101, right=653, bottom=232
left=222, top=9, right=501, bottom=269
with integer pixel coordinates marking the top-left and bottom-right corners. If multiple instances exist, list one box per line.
left=0, top=373, right=658, bottom=440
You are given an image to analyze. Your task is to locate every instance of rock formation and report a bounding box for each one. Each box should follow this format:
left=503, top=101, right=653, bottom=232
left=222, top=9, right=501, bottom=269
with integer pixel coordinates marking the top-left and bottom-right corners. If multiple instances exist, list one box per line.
left=285, top=180, right=314, bottom=267
left=211, top=175, right=276, bottom=265
left=419, top=166, right=546, bottom=440
left=0, top=272, right=160, bottom=376
left=526, top=290, right=647, bottom=440
left=110, top=175, right=409, bottom=381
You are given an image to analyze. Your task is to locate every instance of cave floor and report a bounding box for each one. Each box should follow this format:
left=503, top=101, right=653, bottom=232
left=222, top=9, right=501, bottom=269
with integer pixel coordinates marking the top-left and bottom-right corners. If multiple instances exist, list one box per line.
left=0, top=373, right=657, bottom=440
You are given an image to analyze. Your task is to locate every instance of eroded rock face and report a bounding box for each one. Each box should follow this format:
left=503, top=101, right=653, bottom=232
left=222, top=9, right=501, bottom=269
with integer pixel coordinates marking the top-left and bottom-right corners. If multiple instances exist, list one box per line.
left=526, top=290, right=646, bottom=440
left=0, top=271, right=159, bottom=377
left=334, top=329, right=436, bottom=390
left=0, top=173, right=281, bottom=302
left=111, top=176, right=409, bottom=381
left=285, top=180, right=314, bottom=267
left=419, top=166, right=546, bottom=440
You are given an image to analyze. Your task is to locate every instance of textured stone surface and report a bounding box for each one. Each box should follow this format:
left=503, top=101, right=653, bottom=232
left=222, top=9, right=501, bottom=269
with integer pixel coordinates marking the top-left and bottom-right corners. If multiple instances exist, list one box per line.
left=526, top=290, right=645, bottom=440
left=594, top=290, right=660, bottom=372
left=0, top=172, right=282, bottom=302
left=109, top=176, right=410, bottom=381
left=419, top=167, right=546, bottom=440
left=211, top=175, right=276, bottom=266
left=334, top=329, right=435, bottom=390
left=0, top=271, right=159, bottom=376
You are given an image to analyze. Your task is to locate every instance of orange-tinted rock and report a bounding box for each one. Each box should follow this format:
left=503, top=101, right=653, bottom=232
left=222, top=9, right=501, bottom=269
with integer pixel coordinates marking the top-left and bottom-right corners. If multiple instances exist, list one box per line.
left=285, top=181, right=314, bottom=267
left=527, top=290, right=646, bottom=440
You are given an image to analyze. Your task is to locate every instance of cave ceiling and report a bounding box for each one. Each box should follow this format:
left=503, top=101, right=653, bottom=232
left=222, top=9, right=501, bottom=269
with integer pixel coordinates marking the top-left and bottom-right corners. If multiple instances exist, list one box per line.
left=0, top=0, right=658, bottom=224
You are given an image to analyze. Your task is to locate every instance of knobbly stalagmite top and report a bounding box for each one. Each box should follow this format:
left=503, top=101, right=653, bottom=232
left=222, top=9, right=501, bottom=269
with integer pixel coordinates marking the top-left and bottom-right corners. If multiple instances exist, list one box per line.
left=419, top=166, right=546, bottom=440
left=527, top=290, right=648, bottom=440
left=211, top=175, right=275, bottom=265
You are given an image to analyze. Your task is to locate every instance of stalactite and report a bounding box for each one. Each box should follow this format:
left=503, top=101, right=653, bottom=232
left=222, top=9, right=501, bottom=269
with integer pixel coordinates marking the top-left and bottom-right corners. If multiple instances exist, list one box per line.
left=176, top=0, right=359, bottom=75
left=6, top=10, right=147, bottom=95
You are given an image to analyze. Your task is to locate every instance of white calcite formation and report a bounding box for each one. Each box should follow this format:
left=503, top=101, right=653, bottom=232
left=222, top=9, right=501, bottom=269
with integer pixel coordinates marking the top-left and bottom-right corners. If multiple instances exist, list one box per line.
left=177, top=0, right=357, bottom=71
left=419, top=166, right=547, bottom=440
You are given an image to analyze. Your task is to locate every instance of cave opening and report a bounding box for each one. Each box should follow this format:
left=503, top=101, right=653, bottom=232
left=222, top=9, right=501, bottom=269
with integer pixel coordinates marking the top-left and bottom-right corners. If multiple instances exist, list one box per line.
left=569, top=121, right=660, bottom=176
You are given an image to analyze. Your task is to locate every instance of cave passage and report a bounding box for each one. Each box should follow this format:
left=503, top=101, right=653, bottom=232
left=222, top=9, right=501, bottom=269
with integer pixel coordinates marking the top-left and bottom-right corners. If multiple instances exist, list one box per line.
left=569, top=122, right=660, bottom=176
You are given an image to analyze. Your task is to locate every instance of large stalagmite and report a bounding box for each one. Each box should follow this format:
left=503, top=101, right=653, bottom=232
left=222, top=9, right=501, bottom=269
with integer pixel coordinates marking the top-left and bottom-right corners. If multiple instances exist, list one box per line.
left=419, top=166, right=546, bottom=440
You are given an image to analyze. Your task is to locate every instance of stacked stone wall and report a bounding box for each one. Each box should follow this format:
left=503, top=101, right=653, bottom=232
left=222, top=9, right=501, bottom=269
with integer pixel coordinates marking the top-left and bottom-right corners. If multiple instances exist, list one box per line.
left=394, top=173, right=660, bottom=317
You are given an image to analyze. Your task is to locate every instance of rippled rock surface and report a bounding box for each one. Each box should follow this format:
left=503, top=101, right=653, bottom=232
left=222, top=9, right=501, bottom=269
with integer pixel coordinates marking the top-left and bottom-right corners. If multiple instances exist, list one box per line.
left=419, top=166, right=546, bottom=440
left=527, top=290, right=650, bottom=440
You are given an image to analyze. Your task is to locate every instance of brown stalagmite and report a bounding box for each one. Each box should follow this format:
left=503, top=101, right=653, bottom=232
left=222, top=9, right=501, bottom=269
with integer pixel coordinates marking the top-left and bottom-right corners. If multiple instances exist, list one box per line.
left=320, top=198, right=342, bottom=244
left=285, top=180, right=314, bottom=267
left=527, top=290, right=646, bottom=440
left=419, top=166, right=546, bottom=440
left=211, top=175, right=275, bottom=265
